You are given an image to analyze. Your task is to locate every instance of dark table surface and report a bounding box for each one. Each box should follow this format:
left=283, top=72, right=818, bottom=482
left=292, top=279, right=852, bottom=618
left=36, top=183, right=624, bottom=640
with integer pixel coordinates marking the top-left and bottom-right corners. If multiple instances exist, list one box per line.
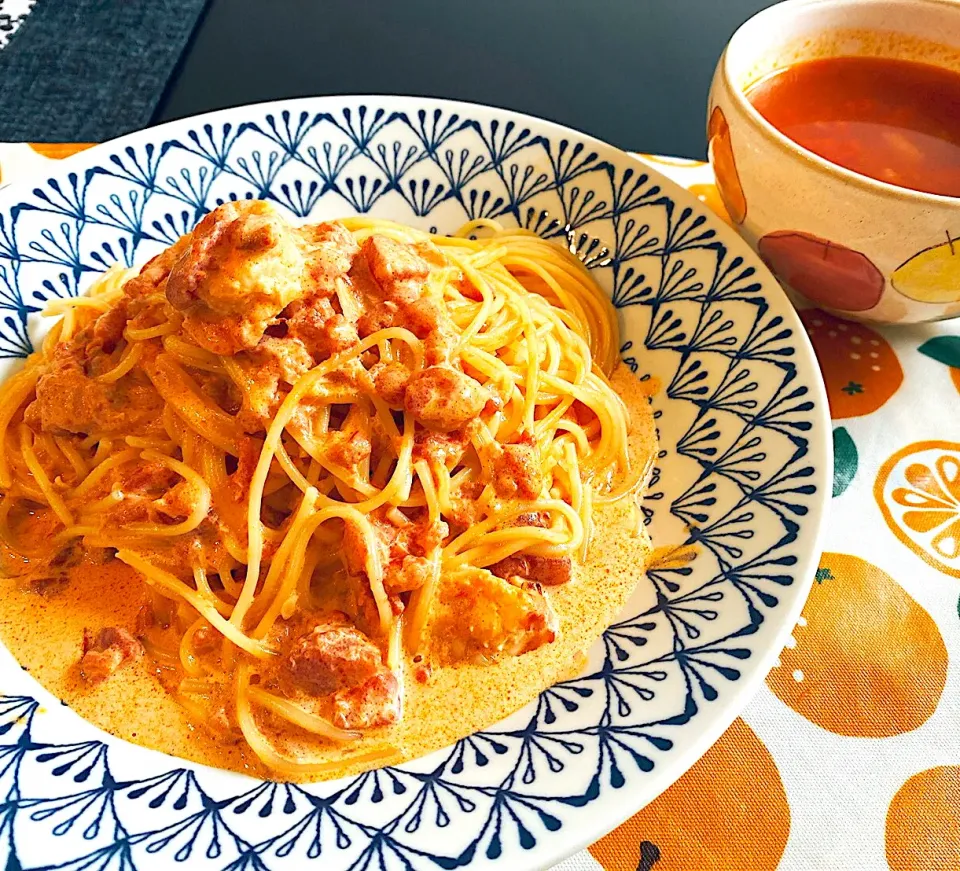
left=156, top=0, right=778, bottom=160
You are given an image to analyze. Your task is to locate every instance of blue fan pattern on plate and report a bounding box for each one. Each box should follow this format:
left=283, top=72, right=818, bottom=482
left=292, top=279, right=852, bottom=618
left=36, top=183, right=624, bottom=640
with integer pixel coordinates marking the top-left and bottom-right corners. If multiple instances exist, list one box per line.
left=0, top=100, right=826, bottom=870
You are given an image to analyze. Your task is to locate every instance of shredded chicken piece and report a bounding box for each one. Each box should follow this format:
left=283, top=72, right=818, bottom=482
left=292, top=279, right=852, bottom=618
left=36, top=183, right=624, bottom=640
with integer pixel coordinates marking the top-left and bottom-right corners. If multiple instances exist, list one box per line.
left=79, top=627, right=142, bottom=683
left=431, top=568, right=558, bottom=663
left=492, top=443, right=543, bottom=499
left=32, top=347, right=164, bottom=436
left=489, top=512, right=572, bottom=585
left=165, top=202, right=354, bottom=356
left=283, top=622, right=384, bottom=696
left=332, top=671, right=402, bottom=729
left=370, top=360, right=410, bottom=408
left=342, top=508, right=447, bottom=597
left=490, top=552, right=572, bottom=586
left=404, top=366, right=486, bottom=431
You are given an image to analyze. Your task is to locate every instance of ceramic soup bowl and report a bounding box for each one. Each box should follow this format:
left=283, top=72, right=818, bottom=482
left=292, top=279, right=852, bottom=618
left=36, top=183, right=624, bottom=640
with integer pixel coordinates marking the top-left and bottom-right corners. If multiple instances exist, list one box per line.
left=708, top=0, right=960, bottom=324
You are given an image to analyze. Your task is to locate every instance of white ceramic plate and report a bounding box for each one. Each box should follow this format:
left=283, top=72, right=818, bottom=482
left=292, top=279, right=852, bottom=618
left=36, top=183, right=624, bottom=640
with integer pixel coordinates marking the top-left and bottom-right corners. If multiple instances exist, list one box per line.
left=0, top=97, right=830, bottom=871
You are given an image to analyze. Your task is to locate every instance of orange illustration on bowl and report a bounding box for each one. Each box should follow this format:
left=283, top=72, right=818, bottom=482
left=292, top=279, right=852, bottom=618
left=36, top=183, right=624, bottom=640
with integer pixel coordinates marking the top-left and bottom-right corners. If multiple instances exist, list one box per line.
left=759, top=231, right=885, bottom=312
left=766, top=552, right=946, bottom=737
left=707, top=106, right=747, bottom=224
left=589, top=718, right=789, bottom=871
left=800, top=309, right=902, bottom=419
left=875, top=441, right=960, bottom=578
left=891, top=231, right=960, bottom=304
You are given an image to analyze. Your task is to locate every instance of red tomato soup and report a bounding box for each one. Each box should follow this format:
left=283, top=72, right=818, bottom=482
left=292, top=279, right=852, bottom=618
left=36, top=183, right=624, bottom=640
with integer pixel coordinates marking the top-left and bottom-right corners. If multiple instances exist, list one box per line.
left=747, top=56, right=960, bottom=198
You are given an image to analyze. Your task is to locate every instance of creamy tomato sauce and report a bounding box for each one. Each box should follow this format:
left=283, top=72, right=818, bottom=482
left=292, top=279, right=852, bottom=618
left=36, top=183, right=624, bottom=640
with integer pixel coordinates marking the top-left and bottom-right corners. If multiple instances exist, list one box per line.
left=0, top=366, right=656, bottom=781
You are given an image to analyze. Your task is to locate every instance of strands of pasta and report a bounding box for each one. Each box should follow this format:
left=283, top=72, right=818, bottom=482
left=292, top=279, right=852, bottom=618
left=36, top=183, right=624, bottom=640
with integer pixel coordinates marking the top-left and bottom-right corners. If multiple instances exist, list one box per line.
left=0, top=218, right=639, bottom=773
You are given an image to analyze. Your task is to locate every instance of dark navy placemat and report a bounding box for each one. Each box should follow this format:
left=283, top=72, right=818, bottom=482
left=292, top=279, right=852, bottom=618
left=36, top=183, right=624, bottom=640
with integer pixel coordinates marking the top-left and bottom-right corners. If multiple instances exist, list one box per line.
left=0, top=0, right=209, bottom=142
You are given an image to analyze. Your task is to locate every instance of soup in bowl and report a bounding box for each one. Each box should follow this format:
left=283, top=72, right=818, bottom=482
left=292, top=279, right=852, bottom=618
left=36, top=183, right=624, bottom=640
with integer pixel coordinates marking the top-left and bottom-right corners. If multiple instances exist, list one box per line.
left=708, top=0, right=960, bottom=324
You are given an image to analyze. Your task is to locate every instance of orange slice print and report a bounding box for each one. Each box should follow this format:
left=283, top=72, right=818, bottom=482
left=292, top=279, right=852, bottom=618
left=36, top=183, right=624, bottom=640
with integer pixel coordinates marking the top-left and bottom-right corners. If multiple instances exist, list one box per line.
left=767, top=552, right=946, bottom=736
left=876, top=441, right=960, bottom=578
left=588, top=718, right=789, bottom=871
left=800, top=309, right=903, bottom=419
left=707, top=106, right=747, bottom=224
left=886, top=766, right=960, bottom=871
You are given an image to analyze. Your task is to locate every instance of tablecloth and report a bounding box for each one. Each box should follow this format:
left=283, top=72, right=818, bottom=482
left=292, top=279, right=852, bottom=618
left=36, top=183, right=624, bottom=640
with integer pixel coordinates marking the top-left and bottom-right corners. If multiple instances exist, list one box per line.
left=2, top=143, right=958, bottom=871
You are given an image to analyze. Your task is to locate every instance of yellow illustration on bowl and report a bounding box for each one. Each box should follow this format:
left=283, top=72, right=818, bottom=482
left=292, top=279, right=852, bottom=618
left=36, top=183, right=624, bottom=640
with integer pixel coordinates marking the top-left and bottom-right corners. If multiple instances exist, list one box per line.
left=891, top=232, right=960, bottom=304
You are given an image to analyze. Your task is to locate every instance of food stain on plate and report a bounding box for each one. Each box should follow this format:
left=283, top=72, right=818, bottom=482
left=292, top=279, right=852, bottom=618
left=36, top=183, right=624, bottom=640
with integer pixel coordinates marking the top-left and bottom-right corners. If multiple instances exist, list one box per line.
left=767, top=552, right=947, bottom=737
left=759, top=231, right=884, bottom=313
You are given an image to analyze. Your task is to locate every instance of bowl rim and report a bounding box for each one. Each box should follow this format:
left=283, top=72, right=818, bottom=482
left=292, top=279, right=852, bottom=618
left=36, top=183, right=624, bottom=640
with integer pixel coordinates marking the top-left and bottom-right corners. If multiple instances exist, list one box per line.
left=717, top=0, right=960, bottom=205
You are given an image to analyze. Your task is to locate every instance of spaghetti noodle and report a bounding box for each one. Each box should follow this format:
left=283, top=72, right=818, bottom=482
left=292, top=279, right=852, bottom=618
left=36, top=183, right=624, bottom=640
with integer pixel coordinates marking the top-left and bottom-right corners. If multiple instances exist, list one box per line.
left=0, top=201, right=652, bottom=776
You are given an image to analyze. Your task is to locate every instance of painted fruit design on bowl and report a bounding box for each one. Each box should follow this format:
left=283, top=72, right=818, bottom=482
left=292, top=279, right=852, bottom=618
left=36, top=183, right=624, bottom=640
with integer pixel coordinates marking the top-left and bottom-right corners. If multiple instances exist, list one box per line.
left=891, top=231, right=960, bottom=304
left=758, top=230, right=884, bottom=313
left=707, top=106, right=747, bottom=224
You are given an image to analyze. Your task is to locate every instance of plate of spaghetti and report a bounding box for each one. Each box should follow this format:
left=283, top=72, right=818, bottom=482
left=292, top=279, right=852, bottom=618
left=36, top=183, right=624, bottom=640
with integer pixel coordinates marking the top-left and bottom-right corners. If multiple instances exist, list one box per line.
left=0, top=97, right=829, bottom=871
